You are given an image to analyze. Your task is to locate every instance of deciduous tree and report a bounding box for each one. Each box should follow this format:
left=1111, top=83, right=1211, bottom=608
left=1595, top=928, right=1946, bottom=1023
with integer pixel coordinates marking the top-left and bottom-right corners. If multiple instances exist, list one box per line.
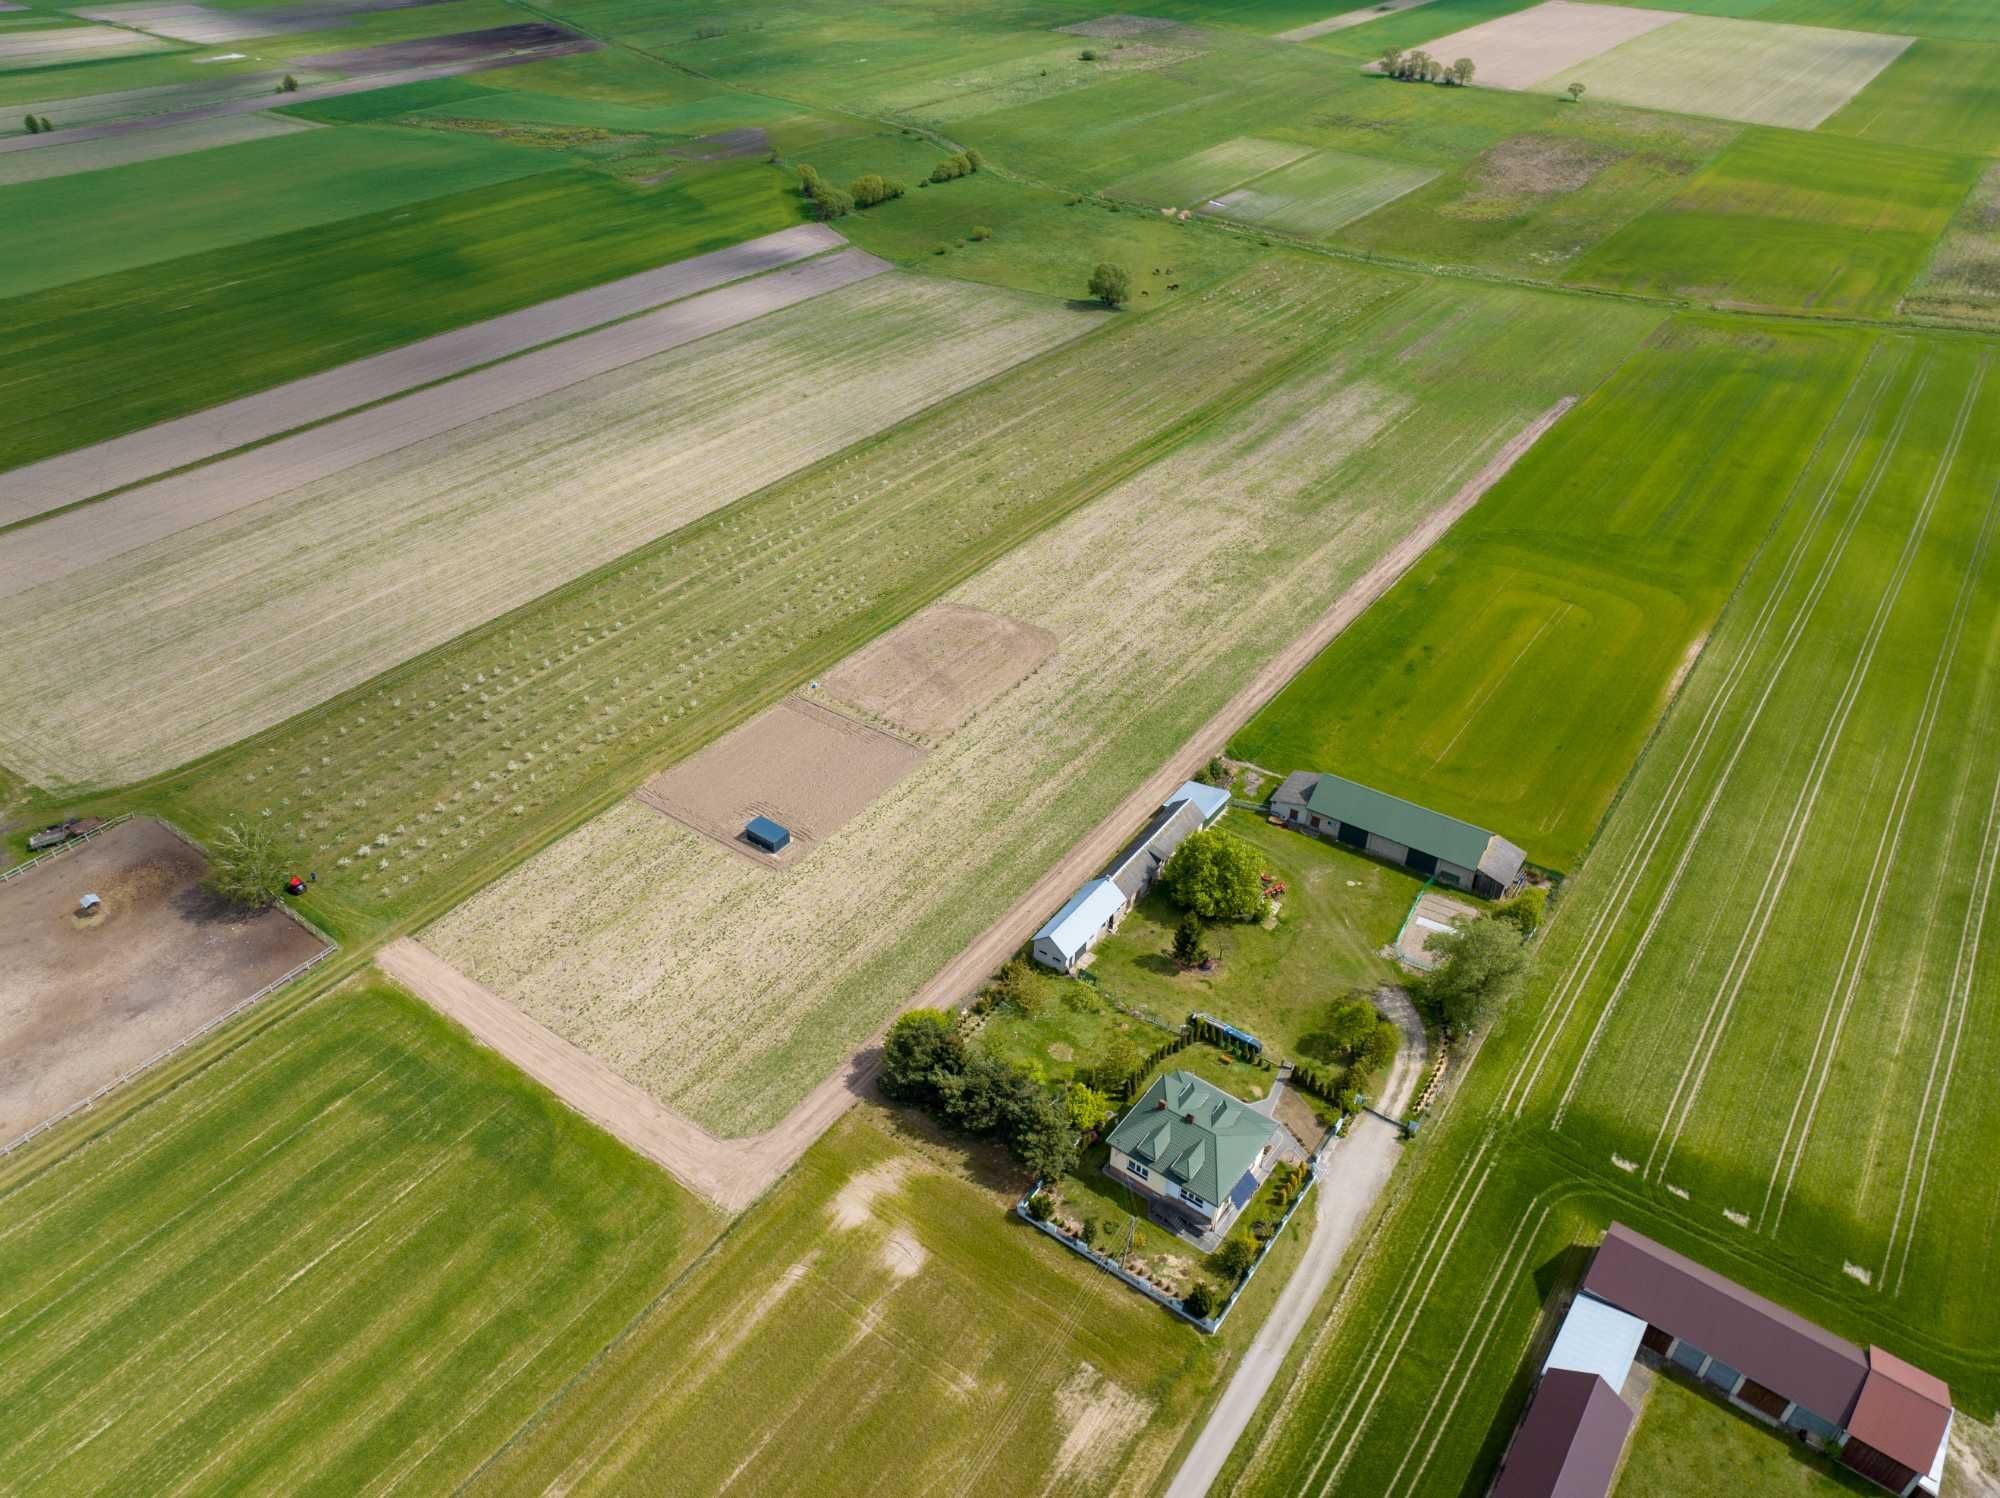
left=1172, top=911, right=1209, bottom=968
left=1161, top=827, right=1264, bottom=921
left=1418, top=917, right=1531, bottom=1034
left=1088, top=261, right=1131, bottom=307
left=204, top=820, right=289, bottom=909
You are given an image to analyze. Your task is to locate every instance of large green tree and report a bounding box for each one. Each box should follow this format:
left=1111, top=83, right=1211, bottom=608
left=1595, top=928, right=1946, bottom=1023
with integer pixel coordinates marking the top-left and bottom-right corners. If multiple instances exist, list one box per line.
left=1161, top=828, right=1265, bottom=921
left=1417, top=917, right=1530, bottom=1034
left=203, top=820, right=290, bottom=909
left=1088, top=262, right=1131, bottom=308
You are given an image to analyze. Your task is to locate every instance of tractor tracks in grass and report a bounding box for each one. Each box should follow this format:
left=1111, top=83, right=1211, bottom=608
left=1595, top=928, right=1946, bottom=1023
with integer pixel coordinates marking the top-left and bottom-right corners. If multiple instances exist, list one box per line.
left=1501, top=344, right=1890, bottom=1124
left=1648, top=357, right=1982, bottom=1186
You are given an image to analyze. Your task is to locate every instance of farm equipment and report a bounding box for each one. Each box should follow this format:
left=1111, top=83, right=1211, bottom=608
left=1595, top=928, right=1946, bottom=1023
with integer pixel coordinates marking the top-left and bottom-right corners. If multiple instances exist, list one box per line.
left=28, top=816, right=102, bottom=852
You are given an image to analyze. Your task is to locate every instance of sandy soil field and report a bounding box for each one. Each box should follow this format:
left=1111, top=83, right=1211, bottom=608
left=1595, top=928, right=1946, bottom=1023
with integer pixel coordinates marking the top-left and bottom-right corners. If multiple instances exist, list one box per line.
left=426, top=347, right=1440, bottom=1136
left=817, top=602, right=1056, bottom=744
left=0, top=25, right=172, bottom=68
left=634, top=697, right=928, bottom=863
left=0, top=818, right=327, bottom=1144
left=0, top=249, right=889, bottom=595
left=1413, top=0, right=1684, bottom=91
left=0, top=275, right=1091, bottom=787
left=0, top=223, right=845, bottom=522
left=0, top=112, right=313, bottom=187
left=1277, top=0, right=1440, bottom=42
left=1543, top=15, right=1912, bottom=129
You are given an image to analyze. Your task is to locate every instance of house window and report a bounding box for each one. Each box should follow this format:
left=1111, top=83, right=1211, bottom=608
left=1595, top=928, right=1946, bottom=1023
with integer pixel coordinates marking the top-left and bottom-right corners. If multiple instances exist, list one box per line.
left=1127, top=1160, right=1149, bottom=1181
left=1179, top=1187, right=1206, bottom=1209
left=1309, top=815, right=1321, bottom=829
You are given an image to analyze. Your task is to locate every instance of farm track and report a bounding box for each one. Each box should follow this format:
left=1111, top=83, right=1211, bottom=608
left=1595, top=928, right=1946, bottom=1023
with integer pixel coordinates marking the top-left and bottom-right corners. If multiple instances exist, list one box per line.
left=0, top=223, right=846, bottom=525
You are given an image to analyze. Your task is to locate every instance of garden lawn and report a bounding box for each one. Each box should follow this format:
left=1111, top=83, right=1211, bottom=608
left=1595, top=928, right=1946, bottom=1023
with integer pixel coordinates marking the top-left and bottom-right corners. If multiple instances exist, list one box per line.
left=1566, top=126, right=1981, bottom=317
left=1221, top=331, right=2000, bottom=1498
left=465, top=1106, right=1319, bottom=1494
left=1086, top=810, right=1414, bottom=1054
left=0, top=979, right=720, bottom=1494
left=1613, top=1370, right=1876, bottom=1495
left=0, top=160, right=800, bottom=473
left=0, top=121, right=560, bottom=298
left=1819, top=35, right=2000, bottom=156
left=1233, top=314, right=1872, bottom=870
left=975, top=971, right=1174, bottom=1087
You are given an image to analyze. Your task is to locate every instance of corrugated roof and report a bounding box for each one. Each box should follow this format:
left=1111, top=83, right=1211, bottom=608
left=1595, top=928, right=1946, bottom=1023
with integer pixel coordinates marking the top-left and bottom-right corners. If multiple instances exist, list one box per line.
left=1491, top=1369, right=1634, bottom=1498
left=1543, top=1293, right=1646, bottom=1396
left=1847, top=1347, right=1953, bottom=1476
left=1103, top=1070, right=1279, bottom=1207
left=1272, top=770, right=1317, bottom=807
left=1304, top=773, right=1493, bottom=869
left=1033, top=878, right=1124, bottom=961
left=1103, top=800, right=1203, bottom=905
left=1164, top=780, right=1231, bottom=823
left=1581, top=1223, right=1869, bottom=1424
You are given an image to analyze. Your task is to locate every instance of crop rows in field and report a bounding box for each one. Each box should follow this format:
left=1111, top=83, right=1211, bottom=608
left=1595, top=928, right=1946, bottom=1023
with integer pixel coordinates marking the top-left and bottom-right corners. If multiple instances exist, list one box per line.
left=142, top=256, right=1387, bottom=938
left=1225, top=330, right=2000, bottom=1497
left=0, top=983, right=716, bottom=1494
left=0, top=269, right=1096, bottom=787
left=426, top=272, right=1657, bottom=1137
left=0, top=111, right=315, bottom=186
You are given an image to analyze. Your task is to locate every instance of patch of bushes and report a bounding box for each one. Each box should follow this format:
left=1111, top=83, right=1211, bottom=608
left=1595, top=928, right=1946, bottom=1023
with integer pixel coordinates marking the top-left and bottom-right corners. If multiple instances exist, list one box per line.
left=927, top=147, right=983, bottom=183
left=882, top=1009, right=1079, bottom=1178
left=969, top=224, right=993, bottom=241
left=1183, top=1282, right=1215, bottom=1318
left=849, top=173, right=905, bottom=208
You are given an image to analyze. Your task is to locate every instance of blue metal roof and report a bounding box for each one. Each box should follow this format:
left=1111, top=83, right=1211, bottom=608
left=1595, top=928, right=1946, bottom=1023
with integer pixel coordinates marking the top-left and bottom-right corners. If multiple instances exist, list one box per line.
left=1033, top=878, right=1124, bottom=960
left=1165, top=780, right=1231, bottom=824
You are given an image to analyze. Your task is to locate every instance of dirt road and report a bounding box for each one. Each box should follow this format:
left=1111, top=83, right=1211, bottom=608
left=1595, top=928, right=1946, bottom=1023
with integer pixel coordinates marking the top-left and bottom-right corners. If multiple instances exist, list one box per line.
left=1167, top=988, right=1427, bottom=1498
left=382, top=399, right=1569, bottom=1216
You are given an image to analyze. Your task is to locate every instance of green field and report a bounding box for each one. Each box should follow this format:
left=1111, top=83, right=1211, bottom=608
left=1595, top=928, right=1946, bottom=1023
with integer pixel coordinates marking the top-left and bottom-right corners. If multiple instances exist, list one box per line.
left=1107, top=135, right=1314, bottom=207
left=1568, top=127, right=1981, bottom=316
left=1205, top=147, right=1438, bottom=235
left=1085, top=810, right=1415, bottom=1054
left=465, top=1106, right=1316, bottom=1494
left=1901, top=161, right=2000, bottom=326
left=0, top=980, right=720, bottom=1492
left=1821, top=37, right=2000, bottom=155
left=1233, top=316, right=1870, bottom=870
left=0, top=160, right=799, bottom=471
left=1222, top=332, right=2000, bottom=1495
left=1614, top=1370, right=1875, bottom=1494
left=0, top=121, right=560, bottom=298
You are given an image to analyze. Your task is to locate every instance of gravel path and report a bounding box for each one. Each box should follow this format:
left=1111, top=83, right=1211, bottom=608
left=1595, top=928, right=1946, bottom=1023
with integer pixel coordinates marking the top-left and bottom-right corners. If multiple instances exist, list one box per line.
left=0, top=223, right=845, bottom=524
left=0, top=249, right=889, bottom=597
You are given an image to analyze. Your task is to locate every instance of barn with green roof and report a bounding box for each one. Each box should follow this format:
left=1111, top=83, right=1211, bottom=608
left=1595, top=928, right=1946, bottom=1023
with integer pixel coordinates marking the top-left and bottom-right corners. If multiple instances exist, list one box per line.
left=1272, top=769, right=1526, bottom=898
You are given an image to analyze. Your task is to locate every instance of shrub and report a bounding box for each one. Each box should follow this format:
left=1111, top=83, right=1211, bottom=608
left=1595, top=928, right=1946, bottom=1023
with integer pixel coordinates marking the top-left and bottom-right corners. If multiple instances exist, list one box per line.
left=849, top=173, right=905, bottom=208
left=1183, top=1282, right=1215, bottom=1318
left=1066, top=1081, right=1114, bottom=1133
left=1172, top=911, right=1209, bottom=969
left=278, top=74, right=298, bottom=93
left=928, top=152, right=975, bottom=183
left=1160, top=827, right=1264, bottom=921
left=1087, top=261, right=1131, bottom=307
left=204, top=820, right=290, bottom=909
left=1079, top=47, right=1098, bottom=60
left=969, top=224, right=993, bottom=241
left=1495, top=884, right=1548, bottom=935
left=1417, top=917, right=1531, bottom=1034
left=1210, top=1231, right=1258, bottom=1279
left=1026, top=1189, right=1054, bottom=1221
left=933, top=242, right=951, bottom=254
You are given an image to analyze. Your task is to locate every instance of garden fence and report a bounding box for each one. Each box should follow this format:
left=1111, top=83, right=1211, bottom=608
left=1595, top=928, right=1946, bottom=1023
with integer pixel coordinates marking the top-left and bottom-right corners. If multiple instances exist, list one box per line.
left=0, top=811, right=133, bottom=882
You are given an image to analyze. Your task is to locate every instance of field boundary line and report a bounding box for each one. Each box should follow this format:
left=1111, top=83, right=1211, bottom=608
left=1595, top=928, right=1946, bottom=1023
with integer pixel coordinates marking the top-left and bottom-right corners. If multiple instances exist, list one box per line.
left=1764, top=441, right=2000, bottom=1233
left=1651, top=357, right=1978, bottom=1182
left=1507, top=347, right=1890, bottom=1123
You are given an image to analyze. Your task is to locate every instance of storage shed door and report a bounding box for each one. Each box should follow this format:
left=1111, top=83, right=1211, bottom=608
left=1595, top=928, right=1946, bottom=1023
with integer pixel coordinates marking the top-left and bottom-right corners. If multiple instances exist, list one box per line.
left=1405, top=849, right=1438, bottom=876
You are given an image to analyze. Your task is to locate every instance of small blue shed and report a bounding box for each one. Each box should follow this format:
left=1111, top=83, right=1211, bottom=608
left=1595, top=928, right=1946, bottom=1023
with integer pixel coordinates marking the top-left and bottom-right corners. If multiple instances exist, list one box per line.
left=744, top=816, right=792, bottom=854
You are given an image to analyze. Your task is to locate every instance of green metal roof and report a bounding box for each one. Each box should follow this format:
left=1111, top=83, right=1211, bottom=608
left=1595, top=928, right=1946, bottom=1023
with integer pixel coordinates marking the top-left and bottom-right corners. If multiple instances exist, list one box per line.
left=1304, top=772, right=1493, bottom=870
left=1104, top=1070, right=1278, bottom=1207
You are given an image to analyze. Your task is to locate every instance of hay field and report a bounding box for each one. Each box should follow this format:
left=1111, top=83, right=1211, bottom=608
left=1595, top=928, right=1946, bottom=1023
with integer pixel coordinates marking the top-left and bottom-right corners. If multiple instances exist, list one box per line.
left=0, top=111, right=314, bottom=186
left=1568, top=126, right=1980, bottom=316
left=1206, top=148, right=1438, bottom=235
left=1223, top=335, right=2000, bottom=1497
left=0, top=272, right=1090, bottom=787
left=1411, top=0, right=1683, bottom=89
left=1232, top=315, right=1875, bottom=870
left=1107, top=134, right=1313, bottom=208
left=147, top=258, right=1382, bottom=938
left=425, top=272, right=1659, bottom=1137
left=1543, top=14, right=1912, bottom=127
left=470, top=1108, right=1305, bottom=1495
left=0, top=23, right=173, bottom=68
left=0, top=981, right=720, bottom=1493
left=818, top=603, right=1056, bottom=744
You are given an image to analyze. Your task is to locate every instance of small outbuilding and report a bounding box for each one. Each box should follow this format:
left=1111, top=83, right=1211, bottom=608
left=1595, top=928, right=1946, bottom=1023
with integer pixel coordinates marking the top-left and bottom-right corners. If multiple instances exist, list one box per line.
left=1030, top=878, right=1124, bottom=973
left=743, top=816, right=792, bottom=854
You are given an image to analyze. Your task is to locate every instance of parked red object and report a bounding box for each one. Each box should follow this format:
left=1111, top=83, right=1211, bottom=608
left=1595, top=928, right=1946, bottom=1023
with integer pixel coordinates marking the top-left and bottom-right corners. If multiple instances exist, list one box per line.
left=285, top=876, right=306, bottom=896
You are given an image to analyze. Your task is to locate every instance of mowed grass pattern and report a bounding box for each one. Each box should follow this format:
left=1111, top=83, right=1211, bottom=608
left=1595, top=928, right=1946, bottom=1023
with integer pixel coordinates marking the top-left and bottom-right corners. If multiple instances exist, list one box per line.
left=0, top=982, right=720, bottom=1493
left=1568, top=127, right=1981, bottom=316
left=1225, top=334, right=2000, bottom=1497
left=1206, top=148, right=1439, bottom=235
left=1232, top=316, right=1871, bottom=870
left=1107, top=134, right=1313, bottom=207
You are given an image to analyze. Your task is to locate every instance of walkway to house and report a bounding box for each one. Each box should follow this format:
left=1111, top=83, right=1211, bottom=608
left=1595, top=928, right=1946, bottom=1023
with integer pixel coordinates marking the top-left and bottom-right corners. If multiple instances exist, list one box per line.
left=1166, top=986, right=1428, bottom=1498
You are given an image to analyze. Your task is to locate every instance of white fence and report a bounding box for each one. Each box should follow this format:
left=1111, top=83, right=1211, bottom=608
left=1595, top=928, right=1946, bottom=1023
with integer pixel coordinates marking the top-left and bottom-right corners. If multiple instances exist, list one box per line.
left=0, top=811, right=133, bottom=883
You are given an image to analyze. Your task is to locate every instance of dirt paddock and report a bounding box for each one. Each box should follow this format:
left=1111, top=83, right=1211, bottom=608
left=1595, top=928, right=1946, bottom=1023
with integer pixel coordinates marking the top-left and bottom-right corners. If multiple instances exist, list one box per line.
left=817, top=602, right=1055, bottom=744
left=633, top=696, right=927, bottom=865
left=0, top=817, right=328, bottom=1143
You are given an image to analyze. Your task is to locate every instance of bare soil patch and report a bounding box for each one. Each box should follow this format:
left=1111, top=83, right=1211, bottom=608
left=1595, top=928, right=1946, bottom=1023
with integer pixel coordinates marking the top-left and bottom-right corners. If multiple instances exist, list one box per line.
left=0, top=817, right=327, bottom=1144
left=1473, top=133, right=1616, bottom=196
left=0, top=25, right=171, bottom=67
left=294, top=22, right=583, bottom=73
left=1396, top=888, right=1479, bottom=969
left=668, top=125, right=769, bottom=161
left=1412, top=0, right=1684, bottom=91
left=634, top=697, right=928, bottom=865
left=817, top=602, right=1055, bottom=745
left=1056, top=14, right=1189, bottom=38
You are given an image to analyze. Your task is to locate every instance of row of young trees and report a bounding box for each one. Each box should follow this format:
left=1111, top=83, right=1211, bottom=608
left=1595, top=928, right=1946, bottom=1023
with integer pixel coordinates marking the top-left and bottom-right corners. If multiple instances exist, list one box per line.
left=21, top=115, right=53, bottom=134
left=928, top=147, right=983, bottom=182
left=881, top=1009, right=1079, bottom=1179
left=1377, top=47, right=1475, bottom=85
left=796, top=164, right=907, bottom=220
